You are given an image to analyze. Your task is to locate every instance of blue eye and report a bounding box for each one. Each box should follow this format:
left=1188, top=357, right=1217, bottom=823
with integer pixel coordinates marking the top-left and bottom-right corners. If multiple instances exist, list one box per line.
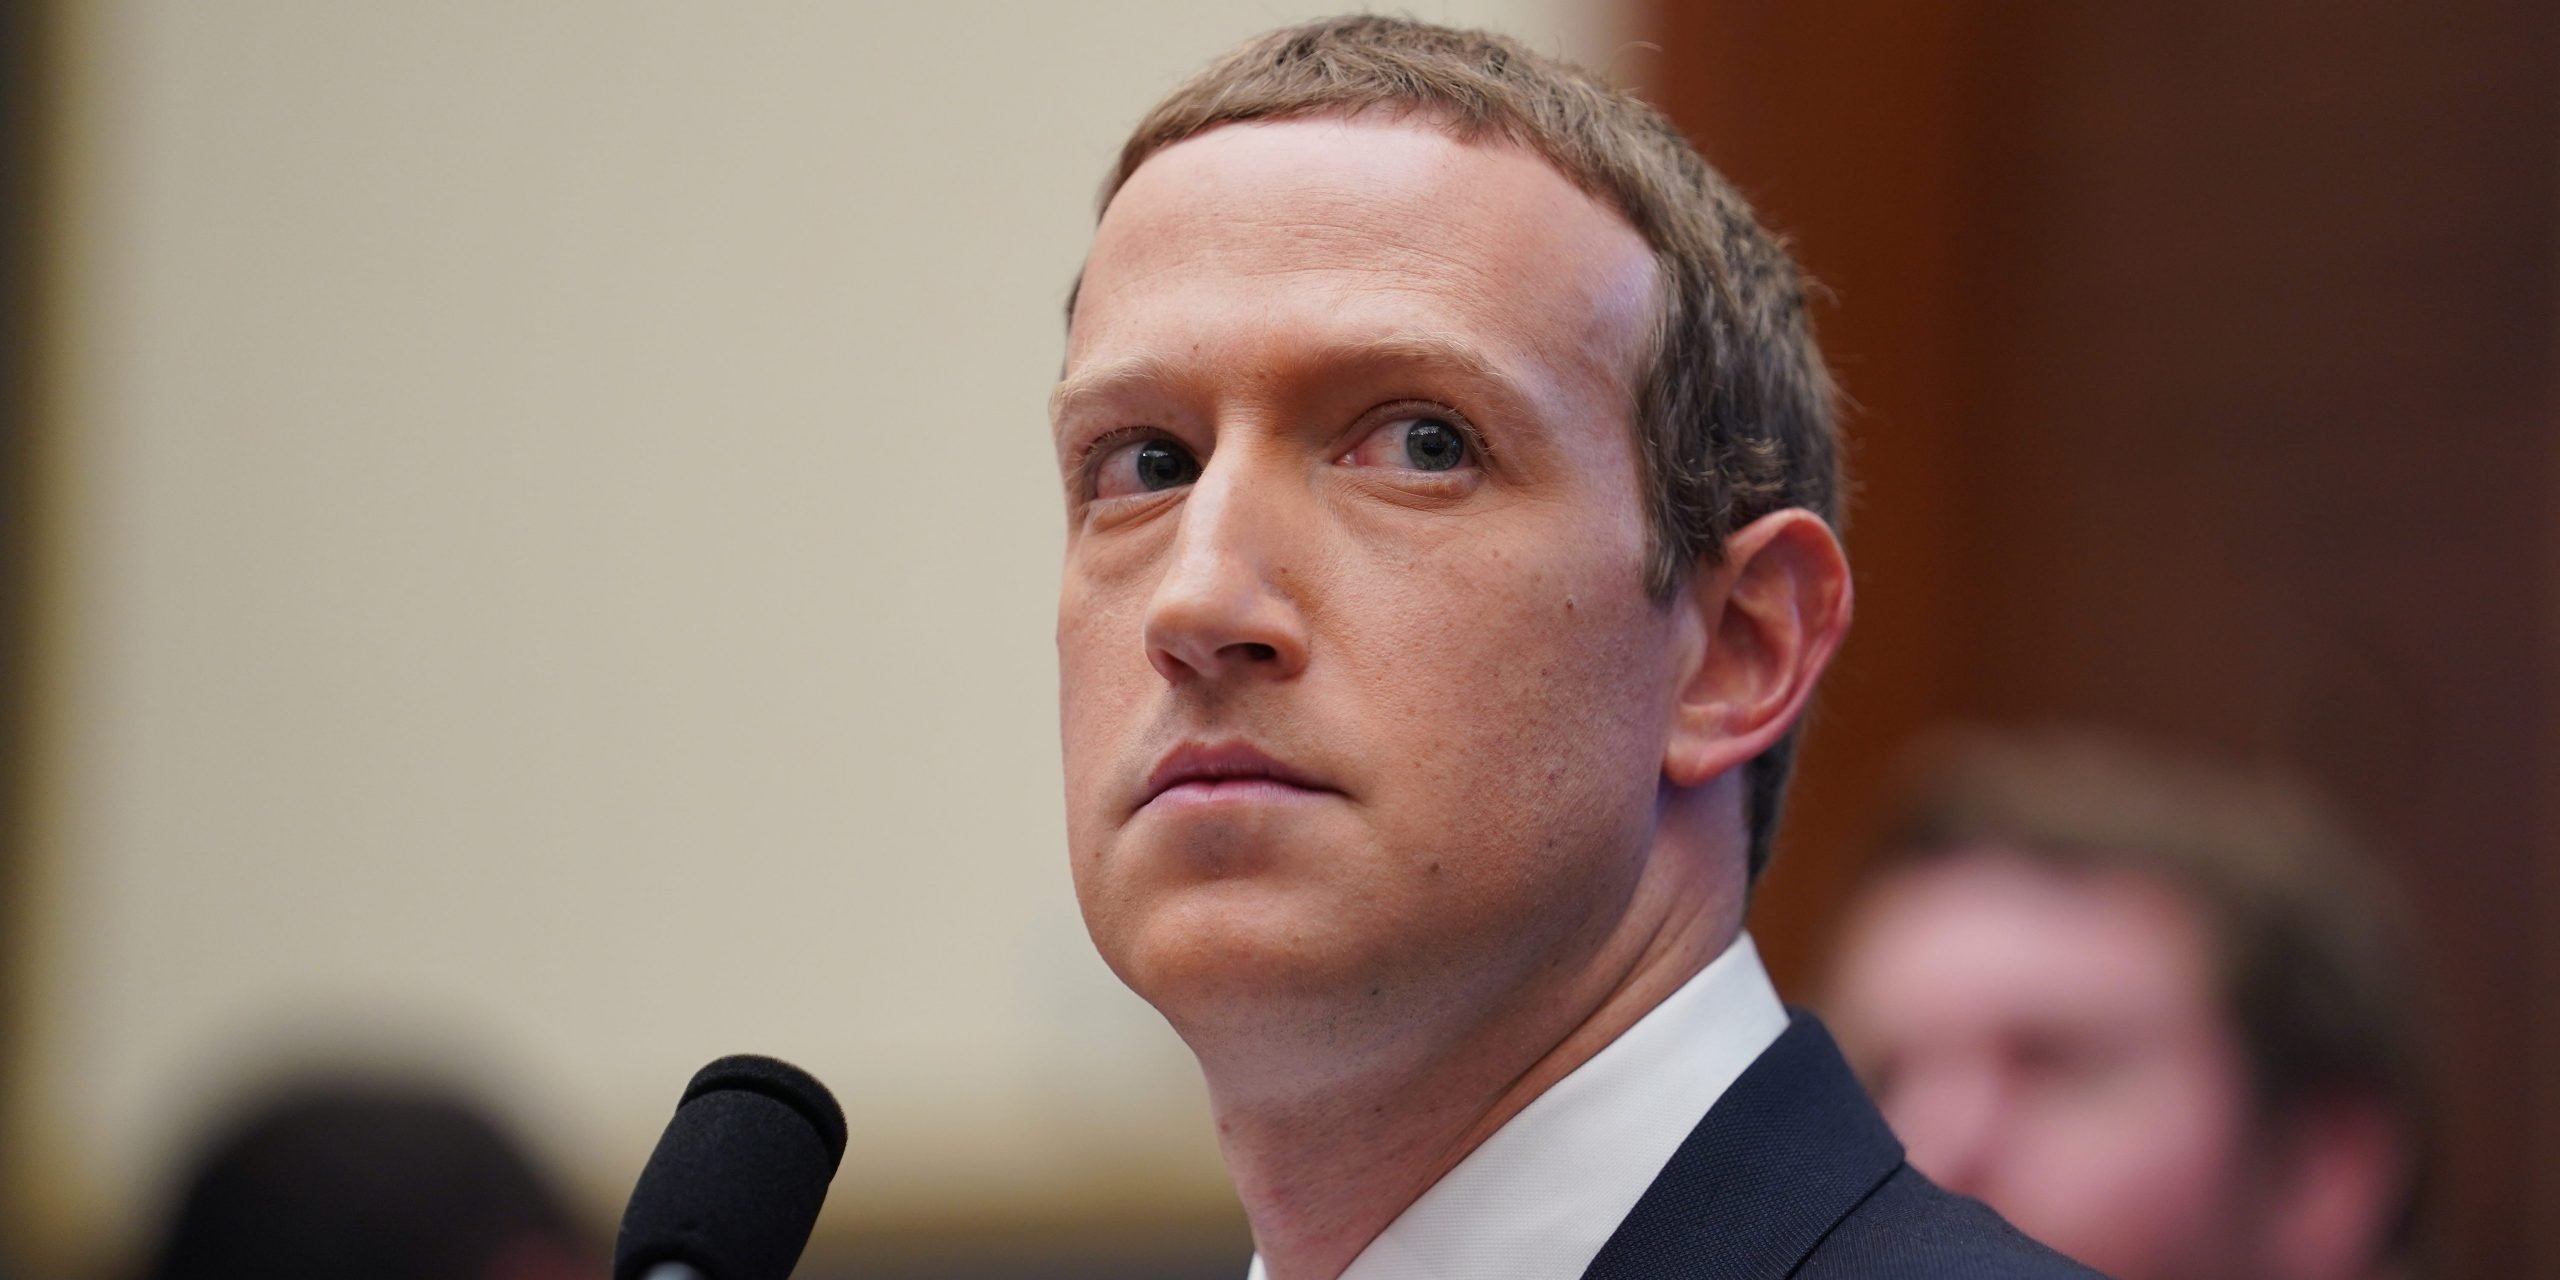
left=1135, top=440, right=1199, bottom=490
left=1402, top=419, right=1467, bottom=472
left=1091, top=434, right=1200, bottom=501
left=1339, top=412, right=1480, bottom=477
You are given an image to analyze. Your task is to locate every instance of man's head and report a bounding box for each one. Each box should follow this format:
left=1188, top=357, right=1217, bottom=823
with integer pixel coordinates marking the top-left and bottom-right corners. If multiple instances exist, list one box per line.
left=1824, top=729, right=2427, bottom=1280
left=141, top=1077, right=591, bottom=1280
left=1050, top=16, right=1849, bottom=1082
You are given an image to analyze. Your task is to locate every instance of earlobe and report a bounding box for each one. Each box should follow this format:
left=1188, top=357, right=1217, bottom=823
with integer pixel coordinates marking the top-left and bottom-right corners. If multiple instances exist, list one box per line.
left=2264, top=1098, right=2407, bottom=1280
left=1661, top=509, right=1853, bottom=789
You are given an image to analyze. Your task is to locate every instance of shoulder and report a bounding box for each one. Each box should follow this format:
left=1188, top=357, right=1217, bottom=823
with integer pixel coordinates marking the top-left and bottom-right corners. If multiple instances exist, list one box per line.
left=1794, top=1165, right=2104, bottom=1280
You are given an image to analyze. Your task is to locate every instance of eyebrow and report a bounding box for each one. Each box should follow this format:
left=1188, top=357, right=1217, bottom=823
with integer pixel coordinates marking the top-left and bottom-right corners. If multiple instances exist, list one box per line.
left=1048, top=333, right=1537, bottom=431
left=1049, top=352, right=1186, bottom=431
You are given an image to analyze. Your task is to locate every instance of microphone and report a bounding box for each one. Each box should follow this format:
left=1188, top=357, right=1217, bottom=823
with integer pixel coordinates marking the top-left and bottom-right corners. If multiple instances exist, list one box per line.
left=614, top=1054, right=848, bottom=1280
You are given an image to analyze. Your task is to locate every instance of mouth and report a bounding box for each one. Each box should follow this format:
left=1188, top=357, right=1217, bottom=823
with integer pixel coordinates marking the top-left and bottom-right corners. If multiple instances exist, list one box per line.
left=1139, top=740, right=1342, bottom=813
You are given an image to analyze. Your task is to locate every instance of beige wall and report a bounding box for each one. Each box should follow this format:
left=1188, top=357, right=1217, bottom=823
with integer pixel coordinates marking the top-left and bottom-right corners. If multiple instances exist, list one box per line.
left=13, top=0, right=1624, bottom=1267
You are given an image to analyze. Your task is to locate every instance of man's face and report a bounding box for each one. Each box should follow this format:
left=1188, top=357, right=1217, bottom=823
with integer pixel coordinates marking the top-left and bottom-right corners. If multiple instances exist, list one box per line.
left=1825, top=852, right=2266, bottom=1280
left=1053, top=116, right=1677, bottom=1055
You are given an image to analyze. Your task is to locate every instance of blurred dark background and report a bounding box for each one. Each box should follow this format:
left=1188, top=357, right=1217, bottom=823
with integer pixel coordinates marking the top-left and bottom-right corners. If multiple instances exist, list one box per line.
left=2, top=0, right=45, bottom=1268
left=1646, top=4, right=2555, bottom=1278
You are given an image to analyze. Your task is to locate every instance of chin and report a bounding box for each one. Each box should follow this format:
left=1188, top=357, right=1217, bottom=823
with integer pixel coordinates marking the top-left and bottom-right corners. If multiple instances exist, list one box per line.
left=1089, top=876, right=1394, bottom=1016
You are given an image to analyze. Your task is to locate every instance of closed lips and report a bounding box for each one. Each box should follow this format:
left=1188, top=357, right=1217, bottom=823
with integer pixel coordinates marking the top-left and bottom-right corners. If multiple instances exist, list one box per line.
left=1142, top=742, right=1339, bottom=808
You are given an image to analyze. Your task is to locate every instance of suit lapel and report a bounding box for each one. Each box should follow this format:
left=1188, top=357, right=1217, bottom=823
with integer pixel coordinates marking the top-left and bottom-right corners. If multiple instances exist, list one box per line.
left=1579, top=1012, right=1903, bottom=1280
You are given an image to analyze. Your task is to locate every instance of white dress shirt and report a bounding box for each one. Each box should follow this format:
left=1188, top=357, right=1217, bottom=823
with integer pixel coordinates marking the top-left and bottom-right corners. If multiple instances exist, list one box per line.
left=1244, top=933, right=1790, bottom=1280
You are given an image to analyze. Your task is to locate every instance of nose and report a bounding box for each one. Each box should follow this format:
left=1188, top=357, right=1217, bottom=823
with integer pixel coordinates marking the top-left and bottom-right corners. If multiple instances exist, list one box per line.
left=1885, top=1060, right=2009, bottom=1200
left=1141, top=448, right=1310, bottom=685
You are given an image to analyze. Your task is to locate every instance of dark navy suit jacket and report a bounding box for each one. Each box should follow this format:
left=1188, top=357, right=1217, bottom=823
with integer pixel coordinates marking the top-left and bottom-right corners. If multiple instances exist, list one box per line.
left=1581, top=1013, right=2103, bottom=1280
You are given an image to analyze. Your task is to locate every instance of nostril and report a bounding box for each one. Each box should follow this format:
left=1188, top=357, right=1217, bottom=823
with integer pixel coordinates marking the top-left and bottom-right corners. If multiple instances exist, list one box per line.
left=1240, top=642, right=1278, bottom=662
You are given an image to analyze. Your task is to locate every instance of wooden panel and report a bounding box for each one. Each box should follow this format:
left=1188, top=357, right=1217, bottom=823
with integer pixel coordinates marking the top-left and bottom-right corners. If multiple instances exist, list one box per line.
left=1641, top=0, right=1998, bottom=991
left=1645, top=2, right=2557, bottom=1275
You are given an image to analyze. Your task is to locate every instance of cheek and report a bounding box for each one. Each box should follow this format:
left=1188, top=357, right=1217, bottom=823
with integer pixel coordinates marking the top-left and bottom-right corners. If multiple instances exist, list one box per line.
left=1992, top=1054, right=2257, bottom=1275
left=1055, top=576, right=1150, bottom=833
left=1322, top=532, right=1672, bottom=874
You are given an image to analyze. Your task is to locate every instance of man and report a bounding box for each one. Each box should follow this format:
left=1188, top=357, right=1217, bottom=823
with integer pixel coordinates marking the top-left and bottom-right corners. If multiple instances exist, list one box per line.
left=1051, top=17, right=2090, bottom=1280
left=1824, top=729, right=2427, bottom=1280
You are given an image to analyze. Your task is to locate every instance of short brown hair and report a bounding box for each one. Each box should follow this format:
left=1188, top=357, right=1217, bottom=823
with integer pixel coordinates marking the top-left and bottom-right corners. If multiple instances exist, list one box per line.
left=1076, top=15, right=1842, bottom=881
left=1871, top=727, right=2432, bottom=1264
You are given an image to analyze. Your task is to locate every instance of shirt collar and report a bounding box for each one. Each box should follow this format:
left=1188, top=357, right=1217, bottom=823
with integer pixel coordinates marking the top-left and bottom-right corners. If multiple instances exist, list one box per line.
left=1246, top=932, right=1789, bottom=1280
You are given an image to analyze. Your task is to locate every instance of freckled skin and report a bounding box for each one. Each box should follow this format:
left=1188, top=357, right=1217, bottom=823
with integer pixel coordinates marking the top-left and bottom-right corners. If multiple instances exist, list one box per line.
left=1052, top=116, right=1685, bottom=1095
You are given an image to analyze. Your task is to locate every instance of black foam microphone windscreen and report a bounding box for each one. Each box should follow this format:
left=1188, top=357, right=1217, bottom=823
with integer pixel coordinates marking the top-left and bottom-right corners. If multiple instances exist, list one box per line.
left=614, top=1054, right=848, bottom=1280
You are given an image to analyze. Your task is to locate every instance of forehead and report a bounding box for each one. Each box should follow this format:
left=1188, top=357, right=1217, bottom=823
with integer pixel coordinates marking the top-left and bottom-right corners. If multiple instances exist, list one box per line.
left=1068, top=115, right=1656, bottom=392
left=1836, top=852, right=2223, bottom=1037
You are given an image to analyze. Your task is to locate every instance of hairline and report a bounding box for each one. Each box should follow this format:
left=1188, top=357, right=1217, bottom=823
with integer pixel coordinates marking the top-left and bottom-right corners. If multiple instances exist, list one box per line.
left=1874, top=833, right=2395, bottom=1123
left=1064, top=107, right=1697, bottom=593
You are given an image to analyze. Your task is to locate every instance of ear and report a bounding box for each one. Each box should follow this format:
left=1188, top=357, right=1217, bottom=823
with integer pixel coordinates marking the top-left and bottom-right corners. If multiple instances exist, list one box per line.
left=1663, top=509, right=1853, bottom=789
left=2261, top=1096, right=2408, bottom=1280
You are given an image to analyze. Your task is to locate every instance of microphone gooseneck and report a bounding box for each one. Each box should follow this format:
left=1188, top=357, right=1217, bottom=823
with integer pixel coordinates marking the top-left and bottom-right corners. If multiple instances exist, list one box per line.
left=614, top=1054, right=848, bottom=1280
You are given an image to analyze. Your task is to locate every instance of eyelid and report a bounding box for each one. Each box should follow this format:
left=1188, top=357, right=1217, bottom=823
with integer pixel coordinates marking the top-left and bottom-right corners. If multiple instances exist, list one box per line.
left=1354, top=400, right=1493, bottom=466
left=1075, top=425, right=1193, bottom=504
left=1071, top=424, right=1149, bottom=475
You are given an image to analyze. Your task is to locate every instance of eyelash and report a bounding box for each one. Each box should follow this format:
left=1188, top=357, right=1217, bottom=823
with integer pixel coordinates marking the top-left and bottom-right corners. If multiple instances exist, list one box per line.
left=1072, top=425, right=1177, bottom=502
left=1069, top=399, right=1491, bottom=502
left=1365, top=399, right=1492, bottom=466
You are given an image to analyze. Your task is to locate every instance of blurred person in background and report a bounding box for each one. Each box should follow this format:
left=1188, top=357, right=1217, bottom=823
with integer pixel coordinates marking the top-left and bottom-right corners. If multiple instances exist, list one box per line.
left=136, top=1076, right=593, bottom=1280
left=1823, top=729, right=2429, bottom=1280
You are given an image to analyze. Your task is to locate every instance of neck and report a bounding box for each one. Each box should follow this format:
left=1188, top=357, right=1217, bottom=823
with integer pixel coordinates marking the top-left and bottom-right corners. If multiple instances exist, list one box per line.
left=1205, top=793, right=1747, bottom=1280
